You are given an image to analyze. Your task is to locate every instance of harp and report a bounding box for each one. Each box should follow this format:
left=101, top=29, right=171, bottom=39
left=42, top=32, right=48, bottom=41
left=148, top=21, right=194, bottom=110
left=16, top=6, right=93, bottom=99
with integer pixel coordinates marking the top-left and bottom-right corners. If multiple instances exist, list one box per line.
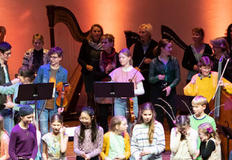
left=46, top=5, right=89, bottom=114
left=124, top=25, right=188, bottom=50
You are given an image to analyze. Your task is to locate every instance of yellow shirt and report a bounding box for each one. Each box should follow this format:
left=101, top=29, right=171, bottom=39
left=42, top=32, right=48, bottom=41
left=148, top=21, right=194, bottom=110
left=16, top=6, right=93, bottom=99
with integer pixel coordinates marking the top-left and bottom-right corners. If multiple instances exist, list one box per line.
left=184, top=72, right=232, bottom=102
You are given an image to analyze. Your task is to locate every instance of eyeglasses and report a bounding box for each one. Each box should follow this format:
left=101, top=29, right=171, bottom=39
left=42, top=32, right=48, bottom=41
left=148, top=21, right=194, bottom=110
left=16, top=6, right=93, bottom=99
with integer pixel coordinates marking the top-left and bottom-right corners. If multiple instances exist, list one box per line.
left=50, top=56, right=59, bottom=59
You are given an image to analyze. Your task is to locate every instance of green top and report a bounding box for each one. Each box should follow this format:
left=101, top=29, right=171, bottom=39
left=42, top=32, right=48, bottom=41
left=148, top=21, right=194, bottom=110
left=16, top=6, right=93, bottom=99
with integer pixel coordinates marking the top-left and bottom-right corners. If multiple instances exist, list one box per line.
left=108, top=132, right=125, bottom=159
left=149, top=56, right=180, bottom=89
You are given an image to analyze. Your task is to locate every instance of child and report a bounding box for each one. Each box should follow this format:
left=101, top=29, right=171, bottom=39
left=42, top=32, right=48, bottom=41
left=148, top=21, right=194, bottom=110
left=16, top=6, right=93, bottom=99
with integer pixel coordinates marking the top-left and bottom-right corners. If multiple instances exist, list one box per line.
left=189, top=96, right=216, bottom=160
left=74, top=106, right=103, bottom=160
left=198, top=122, right=221, bottom=160
left=184, top=56, right=232, bottom=102
left=170, top=115, right=198, bottom=160
left=0, top=67, right=35, bottom=133
left=131, top=102, right=165, bottom=160
left=34, top=46, right=68, bottom=136
left=100, top=116, right=130, bottom=160
left=109, top=48, right=144, bottom=118
left=0, top=115, right=9, bottom=160
left=42, top=114, right=68, bottom=160
left=9, top=105, right=38, bottom=160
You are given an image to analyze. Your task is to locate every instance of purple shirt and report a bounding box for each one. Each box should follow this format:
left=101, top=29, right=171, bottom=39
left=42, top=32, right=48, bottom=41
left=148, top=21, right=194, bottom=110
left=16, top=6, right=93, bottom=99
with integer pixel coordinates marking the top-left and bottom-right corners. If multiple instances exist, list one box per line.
left=9, top=124, right=38, bottom=160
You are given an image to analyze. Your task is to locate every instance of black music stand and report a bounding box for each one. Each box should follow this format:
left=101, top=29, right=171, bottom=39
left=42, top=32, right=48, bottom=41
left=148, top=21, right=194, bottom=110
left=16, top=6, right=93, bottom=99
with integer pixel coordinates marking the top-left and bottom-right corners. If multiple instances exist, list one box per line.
left=94, top=82, right=134, bottom=98
left=94, top=82, right=134, bottom=115
left=15, top=83, right=54, bottom=118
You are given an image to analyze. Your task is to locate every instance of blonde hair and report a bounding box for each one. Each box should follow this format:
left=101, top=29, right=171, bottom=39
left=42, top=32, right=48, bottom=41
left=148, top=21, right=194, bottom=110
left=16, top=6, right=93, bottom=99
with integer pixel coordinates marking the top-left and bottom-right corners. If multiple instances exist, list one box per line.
left=198, top=122, right=220, bottom=144
left=101, top=33, right=114, bottom=43
left=109, top=116, right=126, bottom=132
left=139, top=23, right=153, bottom=35
left=32, top=33, right=44, bottom=44
left=192, top=96, right=208, bottom=106
left=119, top=48, right=133, bottom=65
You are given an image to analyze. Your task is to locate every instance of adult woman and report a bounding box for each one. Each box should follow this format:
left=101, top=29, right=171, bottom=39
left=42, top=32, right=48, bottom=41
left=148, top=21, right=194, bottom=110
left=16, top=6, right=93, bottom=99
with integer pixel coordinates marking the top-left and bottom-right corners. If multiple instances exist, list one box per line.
left=22, top=33, right=49, bottom=73
left=78, top=24, right=104, bottom=107
left=132, top=23, right=158, bottom=104
left=210, top=37, right=232, bottom=82
left=149, top=39, right=180, bottom=129
left=182, top=27, right=212, bottom=83
left=96, top=33, right=119, bottom=132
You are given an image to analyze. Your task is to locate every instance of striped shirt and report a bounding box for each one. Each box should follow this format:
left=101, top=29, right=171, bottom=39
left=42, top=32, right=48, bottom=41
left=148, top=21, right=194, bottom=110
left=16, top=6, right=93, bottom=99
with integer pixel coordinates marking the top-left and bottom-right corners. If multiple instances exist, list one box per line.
left=131, top=121, right=165, bottom=160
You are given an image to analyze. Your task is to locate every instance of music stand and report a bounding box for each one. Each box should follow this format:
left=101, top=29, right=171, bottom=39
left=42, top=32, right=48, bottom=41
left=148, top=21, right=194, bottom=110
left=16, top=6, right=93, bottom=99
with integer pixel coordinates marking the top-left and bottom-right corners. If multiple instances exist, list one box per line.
left=94, top=82, right=134, bottom=98
left=94, top=82, right=134, bottom=116
left=16, top=83, right=54, bottom=119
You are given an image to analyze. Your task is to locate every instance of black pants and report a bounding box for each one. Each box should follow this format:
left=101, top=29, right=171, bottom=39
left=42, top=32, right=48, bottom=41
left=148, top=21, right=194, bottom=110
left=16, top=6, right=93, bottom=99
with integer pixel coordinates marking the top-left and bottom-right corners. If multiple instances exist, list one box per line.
left=151, top=84, right=177, bottom=130
left=76, top=156, right=99, bottom=160
left=96, top=103, right=111, bottom=133
left=137, top=79, right=150, bottom=105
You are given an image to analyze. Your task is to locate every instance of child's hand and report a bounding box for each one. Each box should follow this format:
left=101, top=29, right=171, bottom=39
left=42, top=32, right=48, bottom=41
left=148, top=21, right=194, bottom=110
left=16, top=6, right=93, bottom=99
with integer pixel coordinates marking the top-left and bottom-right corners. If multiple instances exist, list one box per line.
left=4, top=101, right=14, bottom=109
left=190, top=75, right=197, bottom=84
left=114, top=155, right=125, bottom=160
left=80, top=151, right=87, bottom=159
left=11, top=78, right=20, bottom=84
left=140, top=151, right=150, bottom=157
left=60, top=127, right=66, bottom=135
left=219, top=80, right=224, bottom=87
left=58, top=107, right=64, bottom=114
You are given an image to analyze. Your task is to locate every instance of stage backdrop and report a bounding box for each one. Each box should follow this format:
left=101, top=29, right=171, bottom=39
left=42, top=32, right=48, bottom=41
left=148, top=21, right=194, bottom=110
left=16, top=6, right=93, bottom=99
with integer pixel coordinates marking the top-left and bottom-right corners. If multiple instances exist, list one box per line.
left=1, top=0, right=232, bottom=106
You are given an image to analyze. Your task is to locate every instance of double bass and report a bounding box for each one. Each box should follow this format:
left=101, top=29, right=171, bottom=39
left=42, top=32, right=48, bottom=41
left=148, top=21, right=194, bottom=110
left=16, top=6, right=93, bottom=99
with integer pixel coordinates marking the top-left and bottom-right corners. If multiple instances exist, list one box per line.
left=209, top=57, right=232, bottom=160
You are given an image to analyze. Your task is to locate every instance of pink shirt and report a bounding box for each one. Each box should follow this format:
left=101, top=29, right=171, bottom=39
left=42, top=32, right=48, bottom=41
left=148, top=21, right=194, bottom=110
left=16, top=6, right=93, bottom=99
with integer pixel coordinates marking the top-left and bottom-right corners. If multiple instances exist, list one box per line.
left=109, top=67, right=144, bottom=84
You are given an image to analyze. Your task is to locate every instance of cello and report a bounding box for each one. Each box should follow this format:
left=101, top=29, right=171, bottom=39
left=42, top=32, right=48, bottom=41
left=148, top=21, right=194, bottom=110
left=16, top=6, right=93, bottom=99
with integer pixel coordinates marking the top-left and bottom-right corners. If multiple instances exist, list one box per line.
left=209, top=57, right=232, bottom=160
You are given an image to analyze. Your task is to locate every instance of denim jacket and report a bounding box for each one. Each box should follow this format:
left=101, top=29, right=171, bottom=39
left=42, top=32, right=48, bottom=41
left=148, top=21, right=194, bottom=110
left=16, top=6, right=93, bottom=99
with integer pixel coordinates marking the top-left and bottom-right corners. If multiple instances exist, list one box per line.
left=34, top=64, right=68, bottom=111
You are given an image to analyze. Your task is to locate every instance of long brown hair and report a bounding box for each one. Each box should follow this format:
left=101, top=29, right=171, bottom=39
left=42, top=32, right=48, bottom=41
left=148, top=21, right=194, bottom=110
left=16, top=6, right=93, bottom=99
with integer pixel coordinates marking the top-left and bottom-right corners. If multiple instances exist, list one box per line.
left=153, top=39, right=171, bottom=57
left=87, top=24, right=103, bottom=42
left=136, top=102, right=156, bottom=144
